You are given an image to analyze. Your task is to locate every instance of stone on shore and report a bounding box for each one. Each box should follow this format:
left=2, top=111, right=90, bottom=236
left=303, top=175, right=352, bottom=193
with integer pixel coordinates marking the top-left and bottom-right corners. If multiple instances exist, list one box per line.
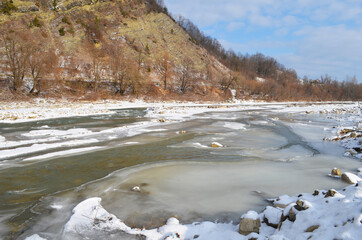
left=341, top=172, right=361, bottom=184
left=263, top=206, right=282, bottom=228
left=239, top=211, right=261, bottom=235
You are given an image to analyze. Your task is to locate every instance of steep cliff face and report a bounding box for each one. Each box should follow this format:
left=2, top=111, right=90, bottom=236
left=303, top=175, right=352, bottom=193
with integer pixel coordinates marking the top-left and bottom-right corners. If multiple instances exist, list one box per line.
left=0, top=0, right=230, bottom=100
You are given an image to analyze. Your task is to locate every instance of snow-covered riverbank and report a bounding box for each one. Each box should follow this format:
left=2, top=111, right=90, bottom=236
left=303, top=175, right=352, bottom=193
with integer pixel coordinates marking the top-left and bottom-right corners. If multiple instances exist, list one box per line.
left=27, top=179, right=362, bottom=240
left=0, top=99, right=359, bottom=123
left=0, top=99, right=254, bottom=123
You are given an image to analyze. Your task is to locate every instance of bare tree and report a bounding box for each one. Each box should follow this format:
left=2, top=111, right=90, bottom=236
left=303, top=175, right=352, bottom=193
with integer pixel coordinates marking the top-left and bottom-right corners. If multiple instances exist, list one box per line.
left=220, top=70, right=238, bottom=92
left=28, top=49, right=44, bottom=94
left=156, top=52, right=172, bottom=90
left=179, top=58, right=194, bottom=93
left=108, top=42, right=129, bottom=95
left=1, top=31, right=30, bottom=91
left=89, top=47, right=106, bottom=92
left=28, top=47, right=57, bottom=94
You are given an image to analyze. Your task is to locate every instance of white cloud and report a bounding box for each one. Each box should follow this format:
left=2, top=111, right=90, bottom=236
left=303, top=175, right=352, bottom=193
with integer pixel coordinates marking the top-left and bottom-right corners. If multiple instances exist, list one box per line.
left=226, top=22, right=245, bottom=32
left=164, top=0, right=362, bottom=81
left=279, top=25, right=362, bottom=80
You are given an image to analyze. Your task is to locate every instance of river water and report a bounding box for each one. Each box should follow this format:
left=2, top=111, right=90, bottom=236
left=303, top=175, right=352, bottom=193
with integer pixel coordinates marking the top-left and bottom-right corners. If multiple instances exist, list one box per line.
left=0, top=103, right=360, bottom=239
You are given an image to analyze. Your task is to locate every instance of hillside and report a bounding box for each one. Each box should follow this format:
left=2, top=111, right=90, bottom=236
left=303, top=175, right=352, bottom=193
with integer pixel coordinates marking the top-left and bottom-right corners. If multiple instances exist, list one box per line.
left=0, top=0, right=361, bottom=101
left=0, top=0, right=229, bottom=101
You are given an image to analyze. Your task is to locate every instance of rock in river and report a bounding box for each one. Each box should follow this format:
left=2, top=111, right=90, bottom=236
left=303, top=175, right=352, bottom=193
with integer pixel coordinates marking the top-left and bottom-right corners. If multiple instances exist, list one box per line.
left=331, top=168, right=342, bottom=176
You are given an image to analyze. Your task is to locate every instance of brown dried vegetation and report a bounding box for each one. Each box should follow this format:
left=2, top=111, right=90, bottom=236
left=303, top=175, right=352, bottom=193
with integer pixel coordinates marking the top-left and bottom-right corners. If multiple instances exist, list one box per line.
left=0, top=0, right=360, bottom=102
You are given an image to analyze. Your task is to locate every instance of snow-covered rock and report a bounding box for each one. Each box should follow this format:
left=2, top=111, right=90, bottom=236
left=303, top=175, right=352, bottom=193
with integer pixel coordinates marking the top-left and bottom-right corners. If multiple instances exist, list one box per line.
left=263, top=206, right=282, bottom=228
left=341, top=172, right=361, bottom=184
left=62, top=197, right=131, bottom=236
left=239, top=211, right=261, bottom=235
left=211, top=142, right=223, bottom=148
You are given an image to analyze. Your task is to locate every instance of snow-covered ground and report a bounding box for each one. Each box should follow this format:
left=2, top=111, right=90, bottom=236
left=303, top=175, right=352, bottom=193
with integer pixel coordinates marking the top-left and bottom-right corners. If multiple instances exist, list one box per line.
left=0, top=99, right=264, bottom=123
left=0, top=99, right=359, bottom=123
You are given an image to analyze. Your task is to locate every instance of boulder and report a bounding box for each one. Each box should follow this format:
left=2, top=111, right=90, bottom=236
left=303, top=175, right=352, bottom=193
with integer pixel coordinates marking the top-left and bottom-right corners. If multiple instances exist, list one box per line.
left=341, top=172, right=361, bottom=184
left=263, top=206, right=282, bottom=228
left=239, top=211, right=261, bottom=235
left=331, top=168, right=342, bottom=176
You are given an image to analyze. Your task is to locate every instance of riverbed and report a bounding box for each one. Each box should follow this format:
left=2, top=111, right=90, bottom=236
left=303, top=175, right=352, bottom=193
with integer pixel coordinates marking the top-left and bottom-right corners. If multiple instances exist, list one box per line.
left=0, top=102, right=360, bottom=239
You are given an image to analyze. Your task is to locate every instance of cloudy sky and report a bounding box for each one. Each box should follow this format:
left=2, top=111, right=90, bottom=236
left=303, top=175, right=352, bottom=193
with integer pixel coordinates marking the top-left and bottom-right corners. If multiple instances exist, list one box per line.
left=164, top=0, right=362, bottom=82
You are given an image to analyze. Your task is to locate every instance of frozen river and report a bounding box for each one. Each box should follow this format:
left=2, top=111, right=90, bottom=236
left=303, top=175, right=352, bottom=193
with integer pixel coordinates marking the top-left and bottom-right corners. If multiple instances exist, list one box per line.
left=0, top=103, right=360, bottom=239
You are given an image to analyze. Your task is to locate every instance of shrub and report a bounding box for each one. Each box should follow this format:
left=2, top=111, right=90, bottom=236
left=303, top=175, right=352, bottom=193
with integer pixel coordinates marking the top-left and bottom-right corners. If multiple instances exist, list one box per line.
left=58, top=27, right=65, bottom=36
left=1, top=0, right=18, bottom=15
left=30, top=16, right=42, bottom=28
left=61, top=17, right=71, bottom=25
left=145, top=44, right=150, bottom=54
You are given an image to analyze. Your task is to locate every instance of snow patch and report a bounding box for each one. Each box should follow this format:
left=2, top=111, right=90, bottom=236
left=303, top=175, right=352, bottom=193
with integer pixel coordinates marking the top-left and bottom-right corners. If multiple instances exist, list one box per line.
left=0, top=139, right=99, bottom=160
left=192, top=143, right=209, bottom=148
left=256, top=77, right=265, bottom=83
left=223, top=122, right=247, bottom=130
left=23, top=146, right=103, bottom=161
left=241, top=210, right=260, bottom=220
left=22, top=128, right=92, bottom=138
left=25, top=234, right=47, bottom=240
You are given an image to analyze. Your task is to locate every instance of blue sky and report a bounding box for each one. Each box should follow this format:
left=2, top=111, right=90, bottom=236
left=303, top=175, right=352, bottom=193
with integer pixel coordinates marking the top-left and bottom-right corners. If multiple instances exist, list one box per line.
left=164, top=0, right=362, bottom=82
